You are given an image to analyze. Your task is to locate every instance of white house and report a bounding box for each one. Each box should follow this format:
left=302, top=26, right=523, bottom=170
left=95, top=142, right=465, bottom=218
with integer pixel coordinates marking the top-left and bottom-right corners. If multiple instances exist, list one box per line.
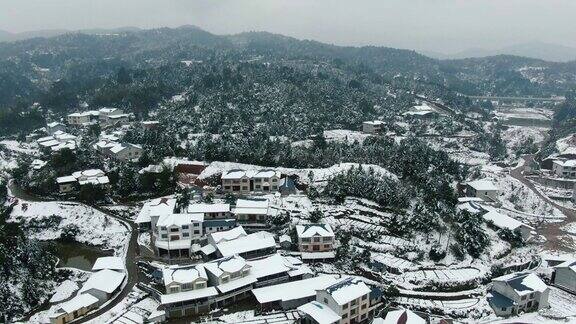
left=252, top=275, right=338, bottom=310
left=298, top=277, right=372, bottom=324
left=377, top=309, right=426, bottom=324
left=552, top=160, right=576, bottom=178
left=56, top=169, right=110, bottom=193
left=109, top=143, right=143, bottom=161
left=221, top=169, right=281, bottom=194
left=296, top=224, right=336, bottom=260
left=98, top=107, right=129, bottom=127
left=155, top=212, right=204, bottom=258
left=67, top=110, right=99, bottom=125
left=362, top=121, right=384, bottom=135
left=552, top=259, right=576, bottom=294
left=92, top=256, right=124, bottom=272
left=46, top=121, right=66, bottom=135
left=482, top=210, right=534, bottom=241
left=187, top=203, right=231, bottom=219
left=488, top=272, right=549, bottom=316
left=466, top=180, right=500, bottom=201
left=215, top=231, right=276, bottom=259
left=79, top=269, right=126, bottom=306
left=49, top=293, right=99, bottom=324
left=233, top=199, right=274, bottom=224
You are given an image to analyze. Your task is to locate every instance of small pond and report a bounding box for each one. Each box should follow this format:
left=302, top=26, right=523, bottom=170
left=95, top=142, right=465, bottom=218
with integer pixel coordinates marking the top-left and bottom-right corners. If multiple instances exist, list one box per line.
left=44, top=240, right=113, bottom=271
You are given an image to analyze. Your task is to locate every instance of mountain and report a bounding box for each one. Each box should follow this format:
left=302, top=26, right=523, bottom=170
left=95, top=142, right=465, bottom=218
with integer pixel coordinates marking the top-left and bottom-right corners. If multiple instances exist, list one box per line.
left=0, top=27, right=143, bottom=43
left=424, top=42, right=576, bottom=62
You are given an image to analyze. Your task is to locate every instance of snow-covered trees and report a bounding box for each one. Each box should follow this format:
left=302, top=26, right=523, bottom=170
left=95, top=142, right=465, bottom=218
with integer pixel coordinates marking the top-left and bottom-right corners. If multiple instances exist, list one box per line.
left=451, top=211, right=490, bottom=259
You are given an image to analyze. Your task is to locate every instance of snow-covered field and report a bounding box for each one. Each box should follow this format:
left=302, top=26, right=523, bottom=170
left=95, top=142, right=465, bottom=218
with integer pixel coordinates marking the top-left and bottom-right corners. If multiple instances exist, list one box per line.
left=9, top=200, right=130, bottom=252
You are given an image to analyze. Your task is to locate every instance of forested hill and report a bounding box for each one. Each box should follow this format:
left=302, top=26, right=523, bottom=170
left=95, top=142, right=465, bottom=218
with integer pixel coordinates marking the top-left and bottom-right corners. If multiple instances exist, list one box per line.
left=0, top=26, right=574, bottom=121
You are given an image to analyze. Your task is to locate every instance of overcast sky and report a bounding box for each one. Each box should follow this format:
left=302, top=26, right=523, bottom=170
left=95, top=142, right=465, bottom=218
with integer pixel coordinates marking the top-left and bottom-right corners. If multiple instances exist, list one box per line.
left=1, top=0, right=575, bottom=53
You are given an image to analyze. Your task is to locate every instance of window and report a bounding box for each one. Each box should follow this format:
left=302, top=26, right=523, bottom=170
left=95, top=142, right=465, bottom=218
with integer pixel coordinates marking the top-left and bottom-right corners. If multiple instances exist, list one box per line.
left=182, top=225, right=189, bottom=230
left=361, top=304, right=367, bottom=309
left=161, top=234, right=168, bottom=239
left=529, top=293, right=534, bottom=299
left=313, top=237, right=320, bottom=242
left=194, top=230, right=200, bottom=234
left=324, top=244, right=331, bottom=248
left=361, top=295, right=367, bottom=300
left=343, top=303, right=348, bottom=309
left=194, top=223, right=200, bottom=227
left=170, top=228, right=179, bottom=232
left=323, top=298, right=328, bottom=304
left=195, top=282, right=205, bottom=289
left=182, top=283, right=193, bottom=290
left=350, top=308, right=356, bottom=315
left=521, top=296, right=527, bottom=300
left=183, top=232, right=190, bottom=237
left=501, top=307, right=507, bottom=311
left=160, top=226, right=167, bottom=231
left=342, top=313, right=348, bottom=319
left=323, top=237, right=332, bottom=242
left=169, top=286, right=179, bottom=294
left=221, top=276, right=229, bottom=283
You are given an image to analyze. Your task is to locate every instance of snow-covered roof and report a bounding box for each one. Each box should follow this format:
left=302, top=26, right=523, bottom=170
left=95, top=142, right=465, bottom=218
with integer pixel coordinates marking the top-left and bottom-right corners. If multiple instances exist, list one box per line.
left=554, top=259, right=576, bottom=273
left=216, top=274, right=257, bottom=294
left=209, top=226, right=247, bottom=244
left=160, top=287, right=218, bottom=305
left=155, top=239, right=191, bottom=250
left=187, top=203, right=230, bottom=214
left=553, top=159, right=576, bottom=167
left=247, top=253, right=293, bottom=280
left=92, top=256, right=124, bottom=272
left=80, top=269, right=126, bottom=294
left=204, top=255, right=249, bottom=277
left=381, top=309, right=426, bottom=324
left=47, top=121, right=64, bottom=128
left=68, top=110, right=99, bottom=117
left=483, top=210, right=533, bottom=231
left=233, top=199, right=270, bottom=215
left=298, top=301, right=341, bottom=324
left=363, top=120, right=385, bottom=126
left=99, top=107, right=121, bottom=114
left=301, top=251, right=336, bottom=260
left=136, top=197, right=177, bottom=224
left=467, top=180, right=499, bottom=191
left=163, top=264, right=207, bottom=286
left=110, top=143, right=141, bottom=154
left=221, top=169, right=248, bottom=180
left=221, top=169, right=280, bottom=180
left=253, top=275, right=338, bottom=304
left=216, top=231, right=276, bottom=257
left=279, top=234, right=292, bottom=243
left=31, top=159, right=47, bottom=170
left=54, top=293, right=99, bottom=315
left=157, top=213, right=204, bottom=227
left=57, top=175, right=77, bottom=184
left=296, top=224, right=335, bottom=238
left=493, top=272, right=548, bottom=296
left=142, top=120, right=159, bottom=125
left=324, top=277, right=371, bottom=305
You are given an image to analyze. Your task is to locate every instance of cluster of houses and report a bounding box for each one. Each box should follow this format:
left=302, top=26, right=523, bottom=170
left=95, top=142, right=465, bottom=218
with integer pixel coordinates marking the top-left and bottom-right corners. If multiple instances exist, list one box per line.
left=36, top=130, right=78, bottom=153
left=94, top=139, right=143, bottom=161
left=49, top=257, right=126, bottom=324
left=67, top=107, right=130, bottom=128
left=159, top=252, right=382, bottom=322
left=56, top=169, right=110, bottom=193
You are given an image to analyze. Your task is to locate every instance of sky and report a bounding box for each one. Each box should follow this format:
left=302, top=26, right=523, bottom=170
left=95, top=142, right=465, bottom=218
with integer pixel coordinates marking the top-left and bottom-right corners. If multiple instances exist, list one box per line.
left=1, top=0, right=575, bottom=53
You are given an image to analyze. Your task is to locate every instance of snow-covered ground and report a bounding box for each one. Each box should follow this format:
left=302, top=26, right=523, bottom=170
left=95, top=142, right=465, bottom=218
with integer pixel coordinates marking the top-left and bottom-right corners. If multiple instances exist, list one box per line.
left=9, top=200, right=130, bottom=252
left=85, top=288, right=159, bottom=324
left=323, top=129, right=371, bottom=144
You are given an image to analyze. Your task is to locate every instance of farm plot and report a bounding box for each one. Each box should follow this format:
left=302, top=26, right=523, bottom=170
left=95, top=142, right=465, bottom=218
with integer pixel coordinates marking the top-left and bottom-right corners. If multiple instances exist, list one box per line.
left=401, top=267, right=483, bottom=285
left=395, top=297, right=480, bottom=310
left=371, top=252, right=418, bottom=272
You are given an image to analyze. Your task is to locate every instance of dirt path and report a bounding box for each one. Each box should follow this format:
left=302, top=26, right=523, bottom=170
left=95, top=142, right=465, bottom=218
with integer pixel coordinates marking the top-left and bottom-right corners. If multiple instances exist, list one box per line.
left=510, top=155, right=576, bottom=252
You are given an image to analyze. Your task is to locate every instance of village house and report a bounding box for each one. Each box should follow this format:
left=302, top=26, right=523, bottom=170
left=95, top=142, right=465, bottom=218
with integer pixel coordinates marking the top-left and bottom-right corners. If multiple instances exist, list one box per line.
left=488, top=272, right=549, bottom=316
left=483, top=210, right=534, bottom=241
left=221, top=169, right=281, bottom=194
left=233, top=199, right=274, bottom=225
left=374, top=309, right=426, bottom=324
left=552, top=259, right=576, bottom=294
left=67, top=110, right=100, bottom=125
left=203, top=219, right=237, bottom=235
left=466, top=179, right=500, bottom=201
left=109, top=142, right=143, bottom=161
left=362, top=121, right=385, bottom=134
left=154, top=212, right=204, bottom=258
left=135, top=197, right=177, bottom=231
left=80, top=268, right=126, bottom=306
left=37, top=131, right=78, bottom=153
left=298, top=277, right=372, bottom=324
left=49, top=294, right=99, bottom=324
left=187, top=203, right=231, bottom=219
left=552, top=160, right=576, bottom=178
left=201, top=226, right=276, bottom=260
left=56, top=169, right=110, bottom=193
left=46, top=121, right=66, bottom=135
left=163, top=264, right=210, bottom=295
left=98, top=107, right=129, bottom=127
left=296, top=224, right=336, bottom=261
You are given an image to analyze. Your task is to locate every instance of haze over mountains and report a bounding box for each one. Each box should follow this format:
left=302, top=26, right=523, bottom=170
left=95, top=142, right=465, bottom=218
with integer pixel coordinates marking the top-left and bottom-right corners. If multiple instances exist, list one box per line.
left=1, top=26, right=575, bottom=63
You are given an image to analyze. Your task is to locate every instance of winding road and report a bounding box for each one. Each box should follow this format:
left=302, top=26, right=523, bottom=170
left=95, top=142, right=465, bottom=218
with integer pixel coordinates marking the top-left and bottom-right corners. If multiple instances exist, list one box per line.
left=8, top=180, right=140, bottom=323
left=509, top=155, right=576, bottom=252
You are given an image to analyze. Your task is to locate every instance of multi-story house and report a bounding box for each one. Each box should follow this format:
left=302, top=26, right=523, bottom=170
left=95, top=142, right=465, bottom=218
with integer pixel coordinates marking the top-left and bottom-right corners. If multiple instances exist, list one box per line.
left=204, top=255, right=256, bottom=307
left=46, top=121, right=66, bottom=135
left=221, top=169, right=281, bottom=194
left=362, top=121, right=384, bottom=134
left=296, top=224, right=335, bottom=253
left=233, top=199, right=272, bottom=224
left=488, top=272, right=549, bottom=316
left=187, top=203, right=231, bottom=219
left=155, top=212, right=204, bottom=258
left=109, top=143, right=143, bottom=161
left=98, top=108, right=126, bottom=126
left=67, top=110, right=100, bottom=125
left=298, top=277, right=372, bottom=324
left=56, top=169, right=110, bottom=193
left=552, top=159, right=576, bottom=178
left=552, top=259, right=576, bottom=294
left=163, top=264, right=210, bottom=294
left=201, top=226, right=276, bottom=260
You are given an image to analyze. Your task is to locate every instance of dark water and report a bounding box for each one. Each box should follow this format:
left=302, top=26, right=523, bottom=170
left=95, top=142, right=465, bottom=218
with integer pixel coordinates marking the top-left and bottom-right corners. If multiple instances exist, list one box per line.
left=46, top=241, right=113, bottom=271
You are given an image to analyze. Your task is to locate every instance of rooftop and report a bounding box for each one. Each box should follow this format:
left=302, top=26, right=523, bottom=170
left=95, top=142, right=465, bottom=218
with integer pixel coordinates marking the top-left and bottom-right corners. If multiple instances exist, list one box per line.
left=296, top=223, right=335, bottom=238
left=252, top=275, right=338, bottom=304
left=467, top=179, right=499, bottom=191
left=298, top=301, right=341, bottom=324
left=80, top=269, right=126, bottom=294
left=493, top=272, right=548, bottom=296
left=324, top=277, right=371, bottom=305
left=92, top=256, right=124, bottom=272
left=216, top=231, right=276, bottom=257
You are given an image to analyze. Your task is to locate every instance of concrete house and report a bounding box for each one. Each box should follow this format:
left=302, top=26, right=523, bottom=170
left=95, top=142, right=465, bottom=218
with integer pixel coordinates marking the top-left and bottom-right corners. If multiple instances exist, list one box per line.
left=221, top=169, right=281, bottom=194
left=488, top=272, right=549, bottom=316
left=204, top=255, right=257, bottom=304
left=56, top=169, right=110, bottom=194
left=377, top=309, right=426, bottom=324
left=552, top=259, right=576, bottom=294
left=466, top=180, right=500, bottom=201
left=298, top=277, right=372, bottom=324
left=233, top=199, right=273, bottom=224
left=296, top=224, right=336, bottom=257
left=46, top=121, right=66, bottom=135
left=552, top=160, right=576, bottom=178
left=187, top=203, right=231, bottom=219
left=155, top=212, right=204, bottom=258
left=163, top=264, right=209, bottom=294
left=67, top=110, right=99, bottom=125
left=98, top=107, right=128, bottom=126
left=482, top=210, right=534, bottom=241
left=49, top=294, right=99, bottom=324
left=362, top=121, right=385, bottom=135
left=79, top=269, right=126, bottom=306
left=109, top=143, right=143, bottom=161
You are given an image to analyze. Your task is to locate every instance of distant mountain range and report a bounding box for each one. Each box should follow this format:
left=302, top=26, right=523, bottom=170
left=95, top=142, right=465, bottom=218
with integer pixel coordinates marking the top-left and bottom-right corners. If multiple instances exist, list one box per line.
left=0, top=27, right=142, bottom=42
left=421, top=42, right=576, bottom=63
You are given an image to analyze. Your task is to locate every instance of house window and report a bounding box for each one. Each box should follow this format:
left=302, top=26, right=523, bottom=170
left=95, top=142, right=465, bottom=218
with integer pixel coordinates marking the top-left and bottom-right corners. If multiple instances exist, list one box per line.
left=221, top=276, right=229, bottom=283
left=194, top=223, right=199, bottom=227
left=161, top=234, right=168, bottom=239
left=362, top=295, right=367, bottom=300
left=195, top=282, right=205, bottom=289
left=313, top=237, right=320, bottom=242
left=183, top=232, right=190, bottom=237
left=160, top=226, right=167, bottom=231
left=343, top=303, right=348, bottom=309
left=529, top=293, right=534, bottom=299
left=194, top=230, right=200, bottom=234
left=182, top=225, right=189, bottom=230
left=521, top=296, right=527, bottom=300
left=324, top=244, right=331, bottom=248
left=342, top=313, right=348, bottom=319
left=323, top=298, right=328, bottom=304
left=169, top=287, right=179, bottom=294
left=170, top=228, right=179, bottom=232
left=361, top=304, right=367, bottom=309
left=501, top=307, right=507, bottom=311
